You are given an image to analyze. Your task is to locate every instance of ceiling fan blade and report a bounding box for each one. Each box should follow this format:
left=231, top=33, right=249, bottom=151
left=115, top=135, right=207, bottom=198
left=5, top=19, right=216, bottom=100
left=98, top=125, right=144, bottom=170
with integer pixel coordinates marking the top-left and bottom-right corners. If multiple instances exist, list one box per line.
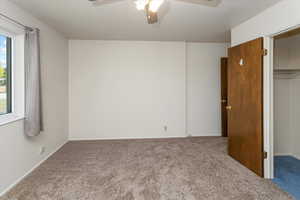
left=90, top=0, right=125, bottom=6
left=173, top=0, right=221, bottom=7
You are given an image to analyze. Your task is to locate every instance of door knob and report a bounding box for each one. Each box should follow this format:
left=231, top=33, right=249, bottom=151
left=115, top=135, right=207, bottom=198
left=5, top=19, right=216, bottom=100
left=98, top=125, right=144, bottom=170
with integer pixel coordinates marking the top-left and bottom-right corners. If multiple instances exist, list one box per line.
left=226, top=105, right=232, bottom=110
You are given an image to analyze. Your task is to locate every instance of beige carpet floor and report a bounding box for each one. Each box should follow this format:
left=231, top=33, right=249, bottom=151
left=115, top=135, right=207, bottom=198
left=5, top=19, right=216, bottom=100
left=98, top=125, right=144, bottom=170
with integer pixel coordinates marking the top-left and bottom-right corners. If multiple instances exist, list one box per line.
left=1, top=137, right=293, bottom=200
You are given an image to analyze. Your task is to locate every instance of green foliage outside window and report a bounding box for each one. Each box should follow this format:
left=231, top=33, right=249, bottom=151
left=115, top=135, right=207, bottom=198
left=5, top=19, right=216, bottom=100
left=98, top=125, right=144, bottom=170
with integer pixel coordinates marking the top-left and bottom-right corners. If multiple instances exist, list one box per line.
left=0, top=66, right=6, bottom=78
left=0, top=66, right=6, bottom=86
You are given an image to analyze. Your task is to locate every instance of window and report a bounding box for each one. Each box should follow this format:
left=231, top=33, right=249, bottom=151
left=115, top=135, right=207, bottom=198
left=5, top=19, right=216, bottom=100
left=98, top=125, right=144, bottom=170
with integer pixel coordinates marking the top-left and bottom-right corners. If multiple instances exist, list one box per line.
left=0, top=25, right=24, bottom=125
left=0, top=34, right=12, bottom=115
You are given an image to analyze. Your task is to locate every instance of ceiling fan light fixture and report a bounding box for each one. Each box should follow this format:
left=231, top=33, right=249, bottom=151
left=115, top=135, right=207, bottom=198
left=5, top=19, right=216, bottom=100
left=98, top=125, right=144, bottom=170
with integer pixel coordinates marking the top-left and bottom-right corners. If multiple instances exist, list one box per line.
left=135, top=0, right=148, bottom=10
left=149, top=0, right=164, bottom=12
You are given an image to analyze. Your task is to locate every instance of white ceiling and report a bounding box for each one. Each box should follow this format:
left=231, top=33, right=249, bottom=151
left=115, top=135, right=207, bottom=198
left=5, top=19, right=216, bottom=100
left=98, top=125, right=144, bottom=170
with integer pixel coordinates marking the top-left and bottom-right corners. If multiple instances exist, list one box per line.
left=10, top=0, right=282, bottom=42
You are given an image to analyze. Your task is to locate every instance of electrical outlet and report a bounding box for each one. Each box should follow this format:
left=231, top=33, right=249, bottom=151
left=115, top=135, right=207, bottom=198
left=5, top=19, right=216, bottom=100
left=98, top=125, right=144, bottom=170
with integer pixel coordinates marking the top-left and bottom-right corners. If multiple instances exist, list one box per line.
left=40, top=146, right=46, bottom=155
left=164, top=126, right=168, bottom=132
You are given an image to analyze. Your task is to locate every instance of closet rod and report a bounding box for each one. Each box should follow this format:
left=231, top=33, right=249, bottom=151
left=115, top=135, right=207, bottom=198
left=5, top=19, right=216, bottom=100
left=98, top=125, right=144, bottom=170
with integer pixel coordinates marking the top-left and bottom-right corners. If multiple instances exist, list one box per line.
left=0, top=12, right=34, bottom=31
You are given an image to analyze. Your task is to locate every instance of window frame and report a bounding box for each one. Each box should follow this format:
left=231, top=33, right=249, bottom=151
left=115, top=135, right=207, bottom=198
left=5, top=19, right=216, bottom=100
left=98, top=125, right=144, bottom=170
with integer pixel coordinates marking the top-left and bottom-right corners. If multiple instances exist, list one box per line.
left=0, top=27, right=25, bottom=126
left=6, top=36, right=12, bottom=114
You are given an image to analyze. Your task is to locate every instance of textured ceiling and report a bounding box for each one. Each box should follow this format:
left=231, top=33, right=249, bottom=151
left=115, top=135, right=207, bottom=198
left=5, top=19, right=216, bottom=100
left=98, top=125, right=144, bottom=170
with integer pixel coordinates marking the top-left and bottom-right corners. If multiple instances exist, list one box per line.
left=10, top=0, right=282, bottom=42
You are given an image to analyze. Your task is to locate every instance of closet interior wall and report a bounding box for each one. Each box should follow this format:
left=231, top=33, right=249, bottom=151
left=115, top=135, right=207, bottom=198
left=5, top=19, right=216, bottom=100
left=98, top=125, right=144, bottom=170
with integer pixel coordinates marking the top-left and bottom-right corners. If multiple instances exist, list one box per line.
left=274, top=34, right=300, bottom=159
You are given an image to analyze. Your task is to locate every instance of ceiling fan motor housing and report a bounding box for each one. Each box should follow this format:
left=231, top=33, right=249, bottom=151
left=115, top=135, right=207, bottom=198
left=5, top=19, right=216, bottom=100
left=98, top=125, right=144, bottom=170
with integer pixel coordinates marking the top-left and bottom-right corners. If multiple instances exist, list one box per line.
left=145, top=4, right=158, bottom=24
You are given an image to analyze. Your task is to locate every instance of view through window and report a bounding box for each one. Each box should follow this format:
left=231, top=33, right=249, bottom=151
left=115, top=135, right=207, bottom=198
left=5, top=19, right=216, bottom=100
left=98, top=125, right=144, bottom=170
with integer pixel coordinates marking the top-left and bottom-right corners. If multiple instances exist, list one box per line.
left=0, top=34, right=12, bottom=115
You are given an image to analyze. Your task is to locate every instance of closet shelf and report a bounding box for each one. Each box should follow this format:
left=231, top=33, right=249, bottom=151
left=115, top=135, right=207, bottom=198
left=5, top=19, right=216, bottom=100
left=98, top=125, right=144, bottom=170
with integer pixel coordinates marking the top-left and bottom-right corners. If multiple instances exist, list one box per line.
left=274, top=68, right=300, bottom=79
left=274, top=68, right=300, bottom=74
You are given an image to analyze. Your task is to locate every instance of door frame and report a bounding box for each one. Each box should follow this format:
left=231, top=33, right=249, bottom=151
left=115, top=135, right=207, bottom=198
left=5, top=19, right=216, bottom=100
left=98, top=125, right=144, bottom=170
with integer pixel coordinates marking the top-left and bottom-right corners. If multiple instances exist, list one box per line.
left=264, top=24, right=300, bottom=179
left=220, top=57, right=228, bottom=137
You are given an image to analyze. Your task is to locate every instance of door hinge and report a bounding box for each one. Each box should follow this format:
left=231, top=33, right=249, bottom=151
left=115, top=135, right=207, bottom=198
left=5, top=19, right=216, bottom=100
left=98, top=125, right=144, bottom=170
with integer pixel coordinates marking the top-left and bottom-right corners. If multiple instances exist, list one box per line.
left=262, top=49, right=268, bottom=56
left=264, top=151, right=268, bottom=159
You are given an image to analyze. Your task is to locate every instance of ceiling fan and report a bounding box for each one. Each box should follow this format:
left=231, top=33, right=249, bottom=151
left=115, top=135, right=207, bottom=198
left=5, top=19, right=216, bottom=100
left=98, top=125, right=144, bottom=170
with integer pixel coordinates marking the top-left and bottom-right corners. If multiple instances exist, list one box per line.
left=89, top=0, right=221, bottom=24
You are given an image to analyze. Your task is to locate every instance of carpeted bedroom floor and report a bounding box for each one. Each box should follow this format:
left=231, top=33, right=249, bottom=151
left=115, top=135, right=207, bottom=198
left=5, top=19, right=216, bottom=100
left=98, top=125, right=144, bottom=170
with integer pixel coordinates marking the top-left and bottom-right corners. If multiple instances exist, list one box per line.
left=1, top=137, right=293, bottom=200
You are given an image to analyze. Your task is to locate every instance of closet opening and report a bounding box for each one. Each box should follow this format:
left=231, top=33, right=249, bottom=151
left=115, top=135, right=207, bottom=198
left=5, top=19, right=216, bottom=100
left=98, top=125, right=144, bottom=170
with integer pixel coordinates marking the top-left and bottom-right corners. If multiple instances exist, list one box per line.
left=272, top=27, right=300, bottom=199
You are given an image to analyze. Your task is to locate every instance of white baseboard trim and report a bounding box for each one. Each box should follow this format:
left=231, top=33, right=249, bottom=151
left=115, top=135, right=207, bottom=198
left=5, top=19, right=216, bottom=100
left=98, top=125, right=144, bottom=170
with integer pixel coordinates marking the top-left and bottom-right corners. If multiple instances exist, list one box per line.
left=0, top=140, right=68, bottom=197
left=187, top=132, right=222, bottom=137
left=69, top=135, right=189, bottom=141
left=69, top=134, right=222, bottom=141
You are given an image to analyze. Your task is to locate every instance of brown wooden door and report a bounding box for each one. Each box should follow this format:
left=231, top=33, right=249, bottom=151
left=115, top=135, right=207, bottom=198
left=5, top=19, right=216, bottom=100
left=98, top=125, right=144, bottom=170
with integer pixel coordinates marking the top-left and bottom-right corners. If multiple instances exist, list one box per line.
left=228, top=38, right=264, bottom=177
left=221, top=57, right=228, bottom=137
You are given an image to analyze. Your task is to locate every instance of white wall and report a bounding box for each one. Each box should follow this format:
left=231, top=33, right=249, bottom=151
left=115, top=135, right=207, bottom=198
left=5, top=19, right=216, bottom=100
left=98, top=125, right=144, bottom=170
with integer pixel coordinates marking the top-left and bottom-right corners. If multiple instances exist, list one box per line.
left=231, top=0, right=300, bottom=46
left=69, top=40, right=228, bottom=140
left=69, top=40, right=186, bottom=140
left=274, top=77, right=300, bottom=159
left=187, top=43, right=228, bottom=136
left=274, top=34, right=300, bottom=70
left=274, top=79, right=292, bottom=155
left=291, top=79, right=300, bottom=159
left=0, top=0, right=69, bottom=195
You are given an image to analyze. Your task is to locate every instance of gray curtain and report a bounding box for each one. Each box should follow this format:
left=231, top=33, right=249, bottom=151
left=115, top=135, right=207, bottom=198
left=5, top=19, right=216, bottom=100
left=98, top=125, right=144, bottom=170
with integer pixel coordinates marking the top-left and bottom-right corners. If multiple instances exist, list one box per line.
left=24, top=28, right=43, bottom=137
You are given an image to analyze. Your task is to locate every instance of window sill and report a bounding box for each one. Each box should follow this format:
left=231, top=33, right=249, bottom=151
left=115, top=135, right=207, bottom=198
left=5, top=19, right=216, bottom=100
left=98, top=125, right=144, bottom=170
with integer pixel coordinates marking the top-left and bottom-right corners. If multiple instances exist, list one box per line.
left=0, top=114, right=24, bottom=126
